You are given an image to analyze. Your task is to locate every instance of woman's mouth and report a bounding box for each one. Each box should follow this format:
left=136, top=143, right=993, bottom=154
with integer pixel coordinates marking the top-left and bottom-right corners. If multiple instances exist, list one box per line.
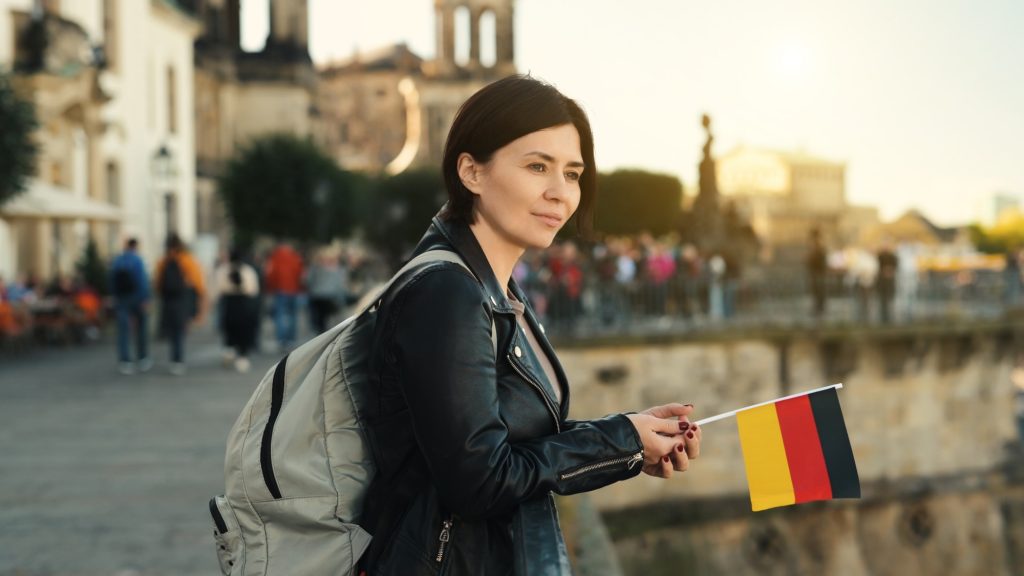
left=533, top=213, right=563, bottom=228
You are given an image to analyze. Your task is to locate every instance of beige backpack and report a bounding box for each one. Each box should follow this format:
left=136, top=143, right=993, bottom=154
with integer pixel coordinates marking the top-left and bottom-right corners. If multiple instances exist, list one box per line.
left=209, top=250, right=486, bottom=575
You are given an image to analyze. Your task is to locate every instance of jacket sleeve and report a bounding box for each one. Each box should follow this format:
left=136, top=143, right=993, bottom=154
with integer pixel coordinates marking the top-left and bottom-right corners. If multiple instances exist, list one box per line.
left=388, top=266, right=644, bottom=520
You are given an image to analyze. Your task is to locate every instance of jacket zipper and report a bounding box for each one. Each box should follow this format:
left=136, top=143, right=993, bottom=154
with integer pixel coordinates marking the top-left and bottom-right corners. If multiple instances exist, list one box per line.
left=508, top=354, right=561, bottom=433
left=435, top=516, right=454, bottom=564
left=559, top=451, right=644, bottom=481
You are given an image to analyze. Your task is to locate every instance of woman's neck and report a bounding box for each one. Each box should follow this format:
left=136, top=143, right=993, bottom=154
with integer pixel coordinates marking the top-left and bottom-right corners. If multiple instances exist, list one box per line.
left=468, top=220, right=524, bottom=295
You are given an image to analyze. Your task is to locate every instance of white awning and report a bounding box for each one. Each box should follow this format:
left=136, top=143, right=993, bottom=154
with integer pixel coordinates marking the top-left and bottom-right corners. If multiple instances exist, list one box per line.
left=0, top=179, right=121, bottom=221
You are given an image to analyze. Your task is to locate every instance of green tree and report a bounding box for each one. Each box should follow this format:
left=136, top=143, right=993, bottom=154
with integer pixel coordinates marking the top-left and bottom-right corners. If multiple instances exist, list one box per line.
left=969, top=214, right=1024, bottom=254
left=363, top=168, right=447, bottom=265
left=76, top=237, right=108, bottom=294
left=594, top=169, right=683, bottom=237
left=0, top=70, right=39, bottom=206
left=217, top=134, right=358, bottom=246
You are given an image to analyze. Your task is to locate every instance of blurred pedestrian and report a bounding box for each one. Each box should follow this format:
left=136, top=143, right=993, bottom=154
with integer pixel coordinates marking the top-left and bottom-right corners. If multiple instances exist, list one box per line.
left=214, top=248, right=260, bottom=373
left=155, top=233, right=207, bottom=375
left=264, top=241, right=305, bottom=350
left=806, top=228, right=828, bottom=318
left=109, top=237, right=151, bottom=374
left=1005, top=245, right=1022, bottom=306
left=306, top=248, right=348, bottom=334
left=877, top=241, right=899, bottom=324
left=847, top=247, right=878, bottom=323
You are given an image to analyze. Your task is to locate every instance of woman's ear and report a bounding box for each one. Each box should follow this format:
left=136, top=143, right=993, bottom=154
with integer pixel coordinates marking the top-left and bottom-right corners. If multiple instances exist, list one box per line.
left=457, top=153, right=483, bottom=195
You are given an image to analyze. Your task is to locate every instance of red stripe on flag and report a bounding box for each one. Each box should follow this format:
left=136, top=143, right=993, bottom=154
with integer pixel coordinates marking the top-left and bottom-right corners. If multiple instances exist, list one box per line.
left=776, top=395, right=832, bottom=503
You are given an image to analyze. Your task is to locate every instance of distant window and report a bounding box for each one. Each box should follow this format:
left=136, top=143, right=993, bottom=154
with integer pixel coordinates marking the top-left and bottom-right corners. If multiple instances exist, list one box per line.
left=106, top=161, right=120, bottom=205
left=479, top=10, right=496, bottom=67
left=167, top=66, right=177, bottom=134
left=103, top=0, right=117, bottom=70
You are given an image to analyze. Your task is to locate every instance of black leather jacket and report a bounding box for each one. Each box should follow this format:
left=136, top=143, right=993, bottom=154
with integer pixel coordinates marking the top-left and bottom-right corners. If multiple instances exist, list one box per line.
left=359, top=214, right=644, bottom=575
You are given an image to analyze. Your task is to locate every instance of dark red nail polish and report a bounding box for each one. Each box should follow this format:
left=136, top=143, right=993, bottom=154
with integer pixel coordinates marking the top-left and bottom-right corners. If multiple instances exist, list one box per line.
left=676, top=444, right=685, bottom=453
left=679, top=421, right=690, bottom=431
left=662, top=456, right=670, bottom=463
left=684, top=404, right=694, bottom=408
left=687, top=431, right=695, bottom=439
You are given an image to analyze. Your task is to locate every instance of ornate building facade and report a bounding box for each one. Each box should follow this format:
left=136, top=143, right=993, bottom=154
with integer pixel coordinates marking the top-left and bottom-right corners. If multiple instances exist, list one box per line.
left=317, top=0, right=517, bottom=174
left=716, top=145, right=879, bottom=252
left=190, top=0, right=316, bottom=238
left=0, top=0, right=199, bottom=277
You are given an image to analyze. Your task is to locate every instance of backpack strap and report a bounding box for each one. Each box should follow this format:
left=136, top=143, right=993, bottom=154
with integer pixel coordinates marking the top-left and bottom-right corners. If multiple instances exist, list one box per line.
left=363, top=250, right=498, bottom=357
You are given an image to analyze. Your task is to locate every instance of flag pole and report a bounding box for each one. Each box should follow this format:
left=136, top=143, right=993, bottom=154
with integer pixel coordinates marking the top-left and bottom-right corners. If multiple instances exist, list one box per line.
left=693, top=383, right=844, bottom=426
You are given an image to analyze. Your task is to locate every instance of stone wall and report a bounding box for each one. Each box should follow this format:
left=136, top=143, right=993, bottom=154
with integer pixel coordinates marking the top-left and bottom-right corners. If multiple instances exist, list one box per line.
left=553, top=322, right=1023, bottom=574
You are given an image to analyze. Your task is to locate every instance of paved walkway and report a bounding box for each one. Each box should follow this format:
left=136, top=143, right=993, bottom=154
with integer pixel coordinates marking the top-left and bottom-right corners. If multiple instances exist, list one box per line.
left=0, top=326, right=288, bottom=575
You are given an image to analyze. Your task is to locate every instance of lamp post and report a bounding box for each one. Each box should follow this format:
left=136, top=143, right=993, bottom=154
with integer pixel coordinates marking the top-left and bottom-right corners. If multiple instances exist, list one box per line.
left=151, top=145, right=178, bottom=244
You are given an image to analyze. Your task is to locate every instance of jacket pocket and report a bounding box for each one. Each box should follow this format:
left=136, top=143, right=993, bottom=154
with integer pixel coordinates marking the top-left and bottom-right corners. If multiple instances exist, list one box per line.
left=210, top=495, right=242, bottom=575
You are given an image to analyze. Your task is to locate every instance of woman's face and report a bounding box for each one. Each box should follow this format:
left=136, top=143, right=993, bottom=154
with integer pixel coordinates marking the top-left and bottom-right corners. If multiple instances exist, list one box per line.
left=463, top=123, right=584, bottom=252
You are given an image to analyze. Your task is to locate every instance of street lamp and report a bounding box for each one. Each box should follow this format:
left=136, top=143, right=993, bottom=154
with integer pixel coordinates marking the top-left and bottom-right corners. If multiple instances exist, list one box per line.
left=151, top=145, right=178, bottom=238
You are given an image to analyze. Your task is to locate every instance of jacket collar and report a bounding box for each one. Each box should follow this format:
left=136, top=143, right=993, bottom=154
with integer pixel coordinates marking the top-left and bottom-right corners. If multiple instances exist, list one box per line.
left=411, top=209, right=517, bottom=314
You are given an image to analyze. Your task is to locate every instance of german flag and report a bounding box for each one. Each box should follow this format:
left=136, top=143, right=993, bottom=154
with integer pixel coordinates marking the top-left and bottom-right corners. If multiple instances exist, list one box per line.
left=736, top=387, right=860, bottom=511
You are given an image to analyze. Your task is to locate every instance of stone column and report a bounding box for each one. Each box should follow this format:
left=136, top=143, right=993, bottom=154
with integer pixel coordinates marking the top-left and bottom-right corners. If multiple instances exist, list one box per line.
left=495, top=5, right=515, bottom=74
left=468, top=7, right=480, bottom=70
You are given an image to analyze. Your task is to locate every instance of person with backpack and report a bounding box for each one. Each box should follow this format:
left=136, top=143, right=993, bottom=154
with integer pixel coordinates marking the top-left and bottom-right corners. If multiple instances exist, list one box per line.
left=211, top=76, right=702, bottom=576
left=155, top=233, right=206, bottom=376
left=109, top=237, right=151, bottom=374
left=358, top=75, right=704, bottom=575
left=213, top=248, right=260, bottom=373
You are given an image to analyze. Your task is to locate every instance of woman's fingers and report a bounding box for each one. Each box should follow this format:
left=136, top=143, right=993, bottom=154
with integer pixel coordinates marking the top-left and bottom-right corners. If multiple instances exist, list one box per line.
left=669, top=443, right=689, bottom=472
left=642, top=403, right=695, bottom=420
left=682, top=422, right=701, bottom=460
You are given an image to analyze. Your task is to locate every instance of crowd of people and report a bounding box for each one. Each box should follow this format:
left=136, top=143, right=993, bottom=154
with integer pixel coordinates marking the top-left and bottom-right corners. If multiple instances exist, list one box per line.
left=0, top=229, right=1012, bottom=367
left=0, top=270, right=103, bottom=348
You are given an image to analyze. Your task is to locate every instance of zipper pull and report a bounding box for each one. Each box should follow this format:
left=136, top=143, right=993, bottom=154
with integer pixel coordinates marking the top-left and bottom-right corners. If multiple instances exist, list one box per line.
left=627, top=451, right=643, bottom=470
left=436, top=518, right=453, bottom=563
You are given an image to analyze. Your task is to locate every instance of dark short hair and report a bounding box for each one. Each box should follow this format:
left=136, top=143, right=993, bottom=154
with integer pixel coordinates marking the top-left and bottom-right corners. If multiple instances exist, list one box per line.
left=441, top=75, right=596, bottom=238
left=125, top=237, right=138, bottom=250
left=165, top=232, right=183, bottom=252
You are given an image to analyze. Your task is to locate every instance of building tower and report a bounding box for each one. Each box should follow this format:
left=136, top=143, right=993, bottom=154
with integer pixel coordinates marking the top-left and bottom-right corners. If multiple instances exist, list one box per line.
left=430, top=0, right=515, bottom=79
left=268, top=0, right=308, bottom=54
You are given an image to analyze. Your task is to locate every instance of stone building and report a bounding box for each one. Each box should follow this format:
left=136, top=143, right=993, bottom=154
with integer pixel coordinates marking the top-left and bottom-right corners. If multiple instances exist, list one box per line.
left=716, top=145, right=879, bottom=255
left=317, top=0, right=517, bottom=174
left=190, top=0, right=316, bottom=238
left=0, top=0, right=199, bottom=277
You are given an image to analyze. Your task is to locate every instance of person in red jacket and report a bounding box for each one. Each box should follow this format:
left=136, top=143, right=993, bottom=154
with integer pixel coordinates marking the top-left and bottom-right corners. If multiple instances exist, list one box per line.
left=264, top=241, right=304, bottom=349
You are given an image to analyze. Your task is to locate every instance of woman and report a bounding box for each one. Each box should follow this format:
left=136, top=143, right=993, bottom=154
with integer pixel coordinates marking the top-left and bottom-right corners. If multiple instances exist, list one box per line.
left=360, top=75, right=702, bottom=575
left=213, top=248, right=259, bottom=372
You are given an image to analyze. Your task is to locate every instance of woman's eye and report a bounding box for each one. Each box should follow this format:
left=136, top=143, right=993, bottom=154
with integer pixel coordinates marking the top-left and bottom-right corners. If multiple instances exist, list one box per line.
left=566, top=172, right=581, bottom=182
left=528, top=163, right=546, bottom=173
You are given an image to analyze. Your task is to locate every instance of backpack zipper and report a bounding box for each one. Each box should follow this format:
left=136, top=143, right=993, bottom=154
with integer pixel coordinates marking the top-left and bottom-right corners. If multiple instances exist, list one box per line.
left=209, top=497, right=228, bottom=534
left=559, top=451, right=644, bottom=481
left=260, top=355, right=288, bottom=499
left=435, top=516, right=454, bottom=564
left=507, top=354, right=561, bottom=433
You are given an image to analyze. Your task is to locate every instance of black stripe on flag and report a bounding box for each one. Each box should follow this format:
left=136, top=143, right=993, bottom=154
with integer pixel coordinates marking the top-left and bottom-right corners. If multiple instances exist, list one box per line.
left=809, top=387, right=861, bottom=499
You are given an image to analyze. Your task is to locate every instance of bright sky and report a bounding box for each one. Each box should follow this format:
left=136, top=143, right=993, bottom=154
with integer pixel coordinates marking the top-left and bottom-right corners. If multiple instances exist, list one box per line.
left=242, top=0, right=1024, bottom=226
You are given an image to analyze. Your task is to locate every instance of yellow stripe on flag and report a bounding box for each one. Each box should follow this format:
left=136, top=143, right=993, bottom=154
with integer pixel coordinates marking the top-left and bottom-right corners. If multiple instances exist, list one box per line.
left=737, top=403, right=795, bottom=511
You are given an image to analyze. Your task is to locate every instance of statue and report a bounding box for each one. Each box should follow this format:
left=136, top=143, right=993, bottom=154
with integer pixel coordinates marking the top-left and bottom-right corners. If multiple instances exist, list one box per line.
left=691, top=114, right=723, bottom=250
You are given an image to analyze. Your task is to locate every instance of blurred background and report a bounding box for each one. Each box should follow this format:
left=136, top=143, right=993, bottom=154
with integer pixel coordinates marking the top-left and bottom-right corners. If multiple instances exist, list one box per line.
left=1, top=0, right=1023, bottom=574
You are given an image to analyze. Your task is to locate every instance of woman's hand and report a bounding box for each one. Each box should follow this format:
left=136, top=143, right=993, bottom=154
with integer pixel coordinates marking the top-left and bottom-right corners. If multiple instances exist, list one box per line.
left=632, top=403, right=702, bottom=478
left=626, top=412, right=686, bottom=479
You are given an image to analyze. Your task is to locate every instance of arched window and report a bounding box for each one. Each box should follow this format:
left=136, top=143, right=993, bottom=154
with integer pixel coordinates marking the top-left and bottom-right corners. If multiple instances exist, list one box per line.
left=479, top=10, right=496, bottom=68
left=453, top=6, right=471, bottom=66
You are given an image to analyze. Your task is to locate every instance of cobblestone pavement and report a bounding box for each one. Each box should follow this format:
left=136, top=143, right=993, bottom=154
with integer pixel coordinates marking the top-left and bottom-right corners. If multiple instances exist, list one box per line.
left=0, top=326, right=287, bottom=575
